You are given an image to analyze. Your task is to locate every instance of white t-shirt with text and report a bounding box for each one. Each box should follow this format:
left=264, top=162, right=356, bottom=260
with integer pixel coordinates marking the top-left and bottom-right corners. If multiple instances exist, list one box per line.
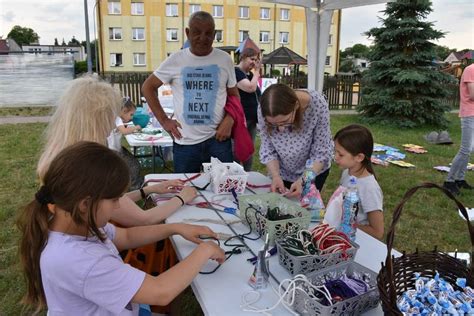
left=154, top=48, right=237, bottom=145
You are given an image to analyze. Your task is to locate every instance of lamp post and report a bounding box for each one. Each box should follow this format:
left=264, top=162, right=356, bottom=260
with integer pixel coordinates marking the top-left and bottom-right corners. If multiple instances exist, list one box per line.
left=84, top=0, right=93, bottom=73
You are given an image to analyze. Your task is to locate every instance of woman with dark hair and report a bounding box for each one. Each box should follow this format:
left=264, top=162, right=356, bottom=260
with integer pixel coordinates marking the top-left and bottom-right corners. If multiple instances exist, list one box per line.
left=235, top=47, right=261, bottom=171
left=258, top=83, right=333, bottom=197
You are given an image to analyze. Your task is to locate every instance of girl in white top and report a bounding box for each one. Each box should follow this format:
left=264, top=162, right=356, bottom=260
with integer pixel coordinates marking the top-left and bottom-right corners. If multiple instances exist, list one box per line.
left=333, top=124, right=384, bottom=240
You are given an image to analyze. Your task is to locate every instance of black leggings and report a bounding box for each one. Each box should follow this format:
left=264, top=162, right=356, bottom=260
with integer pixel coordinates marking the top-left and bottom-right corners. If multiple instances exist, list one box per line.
left=283, top=168, right=330, bottom=192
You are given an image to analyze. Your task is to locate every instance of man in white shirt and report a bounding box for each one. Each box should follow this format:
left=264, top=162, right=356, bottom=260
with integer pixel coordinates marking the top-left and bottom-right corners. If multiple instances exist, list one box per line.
left=142, top=11, right=239, bottom=173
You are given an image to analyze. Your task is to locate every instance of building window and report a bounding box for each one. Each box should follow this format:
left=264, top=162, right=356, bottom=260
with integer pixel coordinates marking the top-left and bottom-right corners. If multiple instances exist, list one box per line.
left=109, top=28, right=122, bottom=40
left=259, top=31, right=270, bottom=43
left=325, top=56, right=331, bottom=66
left=133, top=53, right=146, bottom=66
left=132, top=28, right=145, bottom=40
left=260, top=8, right=270, bottom=19
left=279, top=32, right=289, bottom=44
left=166, top=28, right=178, bottom=41
left=166, top=3, right=178, bottom=17
left=110, top=53, right=123, bottom=66
left=131, top=2, right=144, bottom=15
left=213, top=5, right=223, bottom=18
left=239, top=30, right=249, bottom=43
left=108, top=1, right=121, bottom=14
left=280, top=8, right=289, bottom=21
left=239, top=6, right=249, bottom=19
left=189, top=4, right=200, bottom=15
left=215, top=30, right=223, bottom=42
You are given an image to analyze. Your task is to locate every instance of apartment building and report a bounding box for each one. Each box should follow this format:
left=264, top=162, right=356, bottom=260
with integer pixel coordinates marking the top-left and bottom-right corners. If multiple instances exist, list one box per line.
left=97, top=0, right=340, bottom=75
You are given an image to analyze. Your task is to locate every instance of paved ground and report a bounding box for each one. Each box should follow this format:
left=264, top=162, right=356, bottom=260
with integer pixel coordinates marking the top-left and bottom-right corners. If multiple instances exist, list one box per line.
left=0, top=116, right=51, bottom=125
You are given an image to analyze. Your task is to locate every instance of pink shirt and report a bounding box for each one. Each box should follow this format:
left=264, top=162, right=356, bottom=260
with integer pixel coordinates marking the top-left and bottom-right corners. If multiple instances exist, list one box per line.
left=459, top=64, right=474, bottom=117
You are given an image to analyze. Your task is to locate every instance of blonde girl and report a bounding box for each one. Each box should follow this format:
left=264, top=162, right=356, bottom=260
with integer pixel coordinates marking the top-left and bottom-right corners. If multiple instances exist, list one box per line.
left=36, top=75, right=192, bottom=226
left=19, top=142, right=224, bottom=314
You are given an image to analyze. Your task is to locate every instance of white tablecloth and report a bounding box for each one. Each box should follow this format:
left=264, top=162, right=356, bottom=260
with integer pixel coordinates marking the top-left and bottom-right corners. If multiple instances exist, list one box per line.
left=145, top=172, right=400, bottom=315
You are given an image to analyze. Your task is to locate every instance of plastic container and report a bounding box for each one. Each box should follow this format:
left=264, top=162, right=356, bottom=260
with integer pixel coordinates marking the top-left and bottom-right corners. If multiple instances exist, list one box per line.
left=202, top=162, right=248, bottom=194
left=293, top=261, right=379, bottom=315
left=132, top=108, right=151, bottom=128
left=276, top=237, right=359, bottom=276
left=238, top=193, right=311, bottom=245
left=338, top=176, right=359, bottom=241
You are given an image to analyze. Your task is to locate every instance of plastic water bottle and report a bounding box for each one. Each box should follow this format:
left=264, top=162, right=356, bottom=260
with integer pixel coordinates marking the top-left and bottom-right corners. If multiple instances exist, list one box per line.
left=300, top=159, right=325, bottom=222
left=338, top=176, right=359, bottom=241
left=141, top=97, right=149, bottom=113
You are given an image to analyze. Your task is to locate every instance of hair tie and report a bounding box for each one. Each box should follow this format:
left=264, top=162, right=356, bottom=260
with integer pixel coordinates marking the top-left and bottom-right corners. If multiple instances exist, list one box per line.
left=35, top=186, right=54, bottom=205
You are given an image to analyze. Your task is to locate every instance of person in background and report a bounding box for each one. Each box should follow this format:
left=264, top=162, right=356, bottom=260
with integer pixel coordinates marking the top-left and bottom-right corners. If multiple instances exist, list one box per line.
left=18, top=142, right=225, bottom=314
left=235, top=47, right=261, bottom=171
left=258, top=83, right=333, bottom=197
left=142, top=11, right=239, bottom=173
left=36, top=75, right=196, bottom=227
left=333, top=124, right=384, bottom=240
left=108, top=97, right=143, bottom=190
left=443, top=63, right=474, bottom=195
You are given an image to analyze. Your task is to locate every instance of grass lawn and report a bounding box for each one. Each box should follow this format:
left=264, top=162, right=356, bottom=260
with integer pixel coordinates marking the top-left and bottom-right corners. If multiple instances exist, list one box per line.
left=0, top=114, right=473, bottom=315
left=0, top=107, right=54, bottom=117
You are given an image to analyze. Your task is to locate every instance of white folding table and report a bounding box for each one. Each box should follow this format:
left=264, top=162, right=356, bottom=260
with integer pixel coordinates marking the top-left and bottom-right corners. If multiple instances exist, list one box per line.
left=145, top=172, right=401, bottom=315
left=125, top=129, right=173, bottom=173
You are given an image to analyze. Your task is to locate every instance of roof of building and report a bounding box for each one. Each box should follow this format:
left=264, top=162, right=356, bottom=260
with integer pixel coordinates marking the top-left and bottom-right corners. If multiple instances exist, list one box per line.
left=262, top=46, right=307, bottom=65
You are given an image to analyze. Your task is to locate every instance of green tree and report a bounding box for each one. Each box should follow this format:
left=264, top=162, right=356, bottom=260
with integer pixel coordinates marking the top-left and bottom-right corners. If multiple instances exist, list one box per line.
left=61, top=38, right=67, bottom=46
left=68, top=36, right=80, bottom=46
left=358, top=0, right=455, bottom=128
left=54, top=38, right=59, bottom=46
left=340, top=44, right=371, bottom=59
left=433, top=44, right=455, bottom=60
left=7, top=25, right=39, bottom=46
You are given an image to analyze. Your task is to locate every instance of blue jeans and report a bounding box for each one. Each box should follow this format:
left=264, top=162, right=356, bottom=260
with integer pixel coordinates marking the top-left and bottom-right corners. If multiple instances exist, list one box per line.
left=446, top=116, right=474, bottom=182
left=173, top=137, right=234, bottom=173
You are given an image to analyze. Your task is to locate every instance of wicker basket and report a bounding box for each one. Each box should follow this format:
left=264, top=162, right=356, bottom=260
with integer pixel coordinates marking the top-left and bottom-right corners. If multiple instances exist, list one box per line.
left=238, top=193, right=311, bottom=245
left=294, top=261, right=380, bottom=315
left=377, top=183, right=474, bottom=315
left=276, top=236, right=359, bottom=276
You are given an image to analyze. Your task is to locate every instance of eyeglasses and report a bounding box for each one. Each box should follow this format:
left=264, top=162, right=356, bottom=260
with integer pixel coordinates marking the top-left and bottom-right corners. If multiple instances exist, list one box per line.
left=265, top=108, right=296, bottom=128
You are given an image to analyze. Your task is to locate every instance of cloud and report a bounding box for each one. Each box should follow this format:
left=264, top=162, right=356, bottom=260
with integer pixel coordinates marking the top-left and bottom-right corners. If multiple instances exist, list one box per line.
left=340, top=0, right=474, bottom=50
left=1, top=10, right=15, bottom=22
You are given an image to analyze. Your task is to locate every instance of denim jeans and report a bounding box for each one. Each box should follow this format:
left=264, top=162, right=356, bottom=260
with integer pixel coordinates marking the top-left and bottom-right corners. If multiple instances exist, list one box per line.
left=173, top=137, right=233, bottom=173
left=243, top=120, right=257, bottom=172
left=446, top=116, right=474, bottom=182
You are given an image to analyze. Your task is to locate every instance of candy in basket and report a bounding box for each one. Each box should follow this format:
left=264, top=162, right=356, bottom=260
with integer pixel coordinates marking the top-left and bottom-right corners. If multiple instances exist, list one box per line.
left=377, top=183, right=474, bottom=315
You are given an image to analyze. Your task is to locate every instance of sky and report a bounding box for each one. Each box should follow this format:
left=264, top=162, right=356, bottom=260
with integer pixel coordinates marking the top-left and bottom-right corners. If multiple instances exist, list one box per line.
left=0, top=0, right=473, bottom=51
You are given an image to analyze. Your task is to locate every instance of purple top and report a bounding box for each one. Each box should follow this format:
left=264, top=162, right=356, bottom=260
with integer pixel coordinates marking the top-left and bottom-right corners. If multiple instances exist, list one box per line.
left=40, top=223, right=146, bottom=316
left=258, top=89, right=333, bottom=182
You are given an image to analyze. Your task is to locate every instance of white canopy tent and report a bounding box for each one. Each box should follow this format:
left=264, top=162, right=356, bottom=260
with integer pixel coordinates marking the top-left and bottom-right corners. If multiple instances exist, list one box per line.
left=259, top=0, right=392, bottom=92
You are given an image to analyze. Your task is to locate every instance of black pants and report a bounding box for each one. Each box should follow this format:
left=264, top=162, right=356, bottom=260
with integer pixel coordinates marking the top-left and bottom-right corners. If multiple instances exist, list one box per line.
left=283, top=168, right=330, bottom=192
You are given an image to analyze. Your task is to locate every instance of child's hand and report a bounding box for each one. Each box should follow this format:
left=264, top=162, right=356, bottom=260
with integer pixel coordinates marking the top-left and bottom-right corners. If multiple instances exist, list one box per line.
left=134, top=125, right=141, bottom=132
left=199, top=241, right=226, bottom=264
left=176, top=223, right=217, bottom=244
left=179, top=186, right=197, bottom=204
left=149, top=179, right=184, bottom=194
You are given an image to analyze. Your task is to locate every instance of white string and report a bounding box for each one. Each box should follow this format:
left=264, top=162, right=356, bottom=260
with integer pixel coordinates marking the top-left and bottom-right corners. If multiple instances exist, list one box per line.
left=240, top=274, right=333, bottom=315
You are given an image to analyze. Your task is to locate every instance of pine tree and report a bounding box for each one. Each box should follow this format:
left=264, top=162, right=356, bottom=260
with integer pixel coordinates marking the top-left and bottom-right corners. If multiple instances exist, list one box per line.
left=358, top=0, right=455, bottom=127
